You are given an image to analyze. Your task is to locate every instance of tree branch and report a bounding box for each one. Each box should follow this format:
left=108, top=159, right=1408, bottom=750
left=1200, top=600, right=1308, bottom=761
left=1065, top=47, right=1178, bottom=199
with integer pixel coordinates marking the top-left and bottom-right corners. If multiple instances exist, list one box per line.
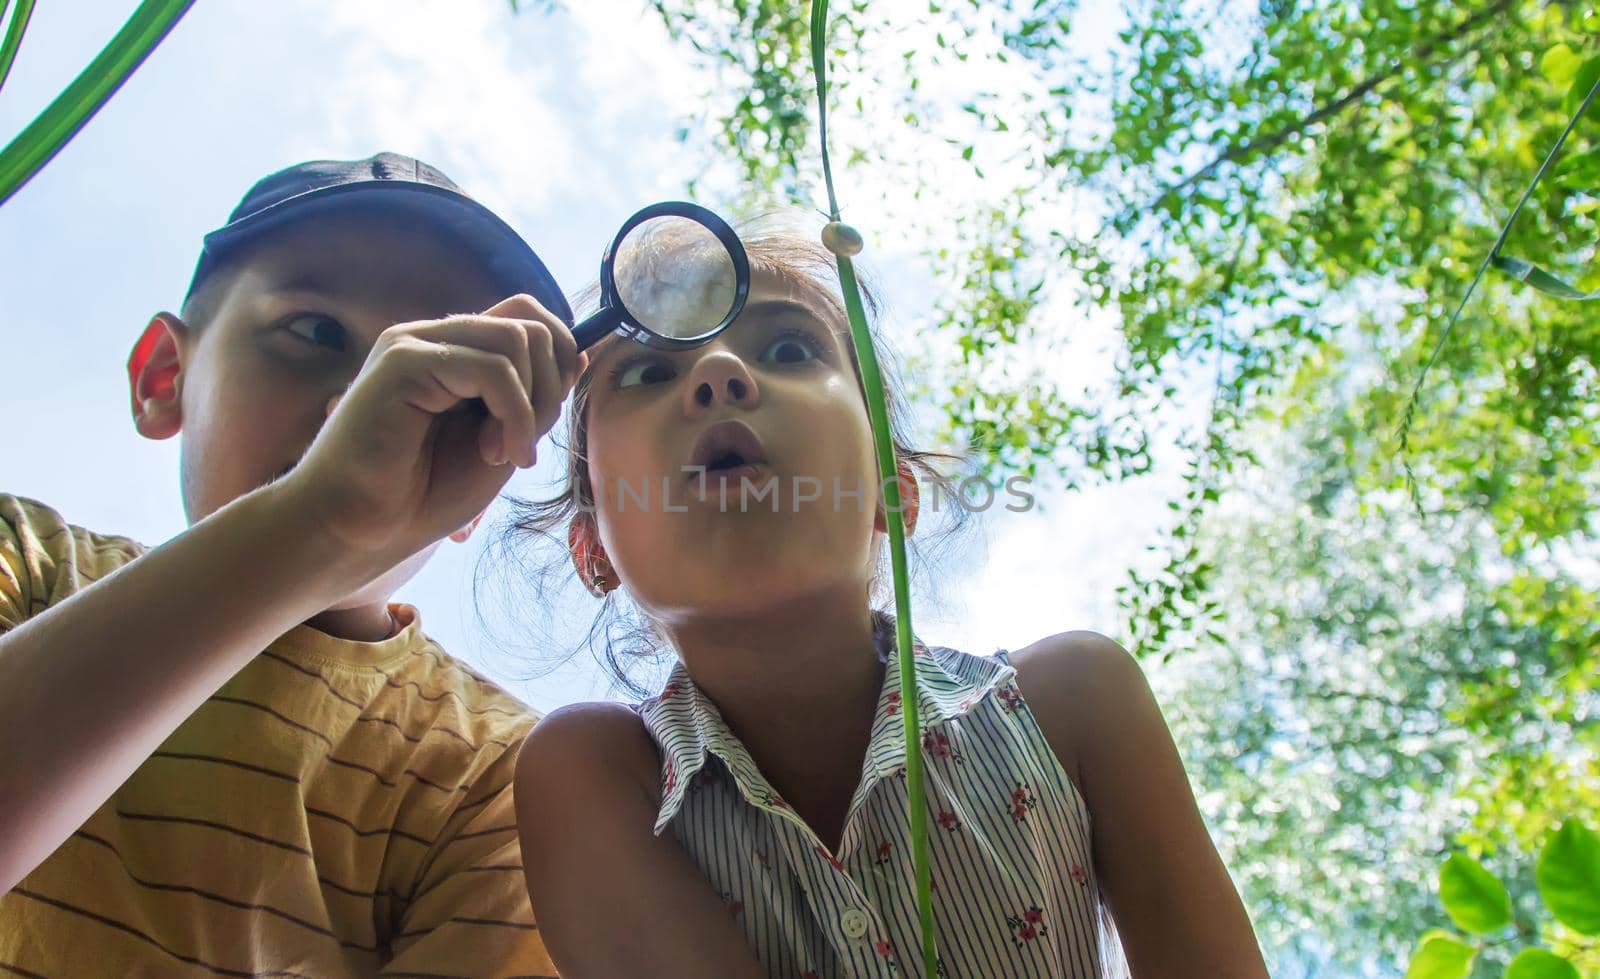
left=1133, top=0, right=1516, bottom=218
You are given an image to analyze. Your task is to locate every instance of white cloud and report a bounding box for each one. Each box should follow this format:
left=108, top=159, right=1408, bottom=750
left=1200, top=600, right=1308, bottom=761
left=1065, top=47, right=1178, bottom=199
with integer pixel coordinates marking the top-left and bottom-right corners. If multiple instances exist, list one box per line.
left=305, top=2, right=580, bottom=215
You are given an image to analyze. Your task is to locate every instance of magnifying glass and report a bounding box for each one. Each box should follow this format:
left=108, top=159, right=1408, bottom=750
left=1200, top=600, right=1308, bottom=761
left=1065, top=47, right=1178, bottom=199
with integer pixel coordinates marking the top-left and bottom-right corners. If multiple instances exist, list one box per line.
left=571, top=201, right=751, bottom=352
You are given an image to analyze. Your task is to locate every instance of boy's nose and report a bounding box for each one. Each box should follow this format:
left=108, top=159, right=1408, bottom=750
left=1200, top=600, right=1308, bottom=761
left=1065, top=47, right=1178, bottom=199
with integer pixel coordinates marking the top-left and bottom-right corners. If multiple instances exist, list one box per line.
left=684, top=350, right=760, bottom=414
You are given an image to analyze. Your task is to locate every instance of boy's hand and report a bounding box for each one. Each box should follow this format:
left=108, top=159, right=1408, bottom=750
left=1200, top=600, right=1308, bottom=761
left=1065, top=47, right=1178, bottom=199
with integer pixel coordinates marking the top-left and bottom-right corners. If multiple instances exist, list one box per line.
left=282, top=294, right=585, bottom=560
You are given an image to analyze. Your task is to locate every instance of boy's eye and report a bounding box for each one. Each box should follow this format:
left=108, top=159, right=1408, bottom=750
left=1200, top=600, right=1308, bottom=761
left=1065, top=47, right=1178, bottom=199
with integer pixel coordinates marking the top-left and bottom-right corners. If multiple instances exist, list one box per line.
left=761, top=329, right=821, bottom=365
left=283, top=314, right=347, bottom=351
left=613, top=358, right=677, bottom=389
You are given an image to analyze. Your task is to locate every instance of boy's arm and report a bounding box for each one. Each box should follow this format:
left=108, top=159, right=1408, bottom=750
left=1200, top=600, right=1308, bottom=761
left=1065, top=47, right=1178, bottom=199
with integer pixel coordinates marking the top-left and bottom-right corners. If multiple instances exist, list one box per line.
left=514, top=702, right=767, bottom=979
left=0, top=296, right=581, bottom=894
left=1011, top=631, right=1269, bottom=979
left=0, top=485, right=376, bottom=894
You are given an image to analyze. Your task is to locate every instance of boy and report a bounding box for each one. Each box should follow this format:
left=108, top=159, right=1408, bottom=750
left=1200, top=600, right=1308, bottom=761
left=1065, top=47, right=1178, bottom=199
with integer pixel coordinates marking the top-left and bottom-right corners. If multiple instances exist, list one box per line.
left=0, top=153, right=583, bottom=976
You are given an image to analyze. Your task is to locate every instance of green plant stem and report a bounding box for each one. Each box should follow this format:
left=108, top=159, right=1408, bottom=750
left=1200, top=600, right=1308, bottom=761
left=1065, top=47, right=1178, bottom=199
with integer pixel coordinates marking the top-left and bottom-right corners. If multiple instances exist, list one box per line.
left=0, top=0, right=196, bottom=207
left=811, top=3, right=937, bottom=977
left=839, top=254, right=939, bottom=978
left=1396, top=71, right=1600, bottom=502
left=0, top=0, right=36, bottom=94
left=810, top=0, right=840, bottom=220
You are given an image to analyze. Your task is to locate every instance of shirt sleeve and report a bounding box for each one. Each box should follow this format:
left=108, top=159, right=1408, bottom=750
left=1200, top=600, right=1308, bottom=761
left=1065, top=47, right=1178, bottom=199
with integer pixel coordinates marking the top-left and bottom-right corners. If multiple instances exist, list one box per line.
left=381, top=744, right=558, bottom=979
left=0, top=496, right=142, bottom=635
left=0, top=497, right=30, bottom=632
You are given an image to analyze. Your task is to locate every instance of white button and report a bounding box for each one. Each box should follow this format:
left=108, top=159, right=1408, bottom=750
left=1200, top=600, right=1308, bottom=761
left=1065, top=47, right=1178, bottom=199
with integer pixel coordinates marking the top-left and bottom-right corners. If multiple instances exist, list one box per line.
left=840, top=908, right=870, bottom=939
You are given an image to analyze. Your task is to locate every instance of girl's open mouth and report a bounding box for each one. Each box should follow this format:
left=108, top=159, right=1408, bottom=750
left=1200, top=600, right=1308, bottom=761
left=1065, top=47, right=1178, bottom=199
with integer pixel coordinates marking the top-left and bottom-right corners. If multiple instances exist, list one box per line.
left=699, top=460, right=768, bottom=481
left=686, top=420, right=772, bottom=482
left=685, top=460, right=777, bottom=505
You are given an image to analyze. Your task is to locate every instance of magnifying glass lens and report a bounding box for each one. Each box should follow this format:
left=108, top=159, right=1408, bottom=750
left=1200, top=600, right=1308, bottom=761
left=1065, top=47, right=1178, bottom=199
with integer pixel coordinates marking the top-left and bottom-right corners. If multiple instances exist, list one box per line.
left=613, top=215, right=739, bottom=340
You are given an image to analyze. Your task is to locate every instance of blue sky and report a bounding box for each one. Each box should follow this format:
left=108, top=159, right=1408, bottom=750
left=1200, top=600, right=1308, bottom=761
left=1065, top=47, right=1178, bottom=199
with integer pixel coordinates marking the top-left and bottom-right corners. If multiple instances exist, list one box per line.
left=1, top=0, right=1183, bottom=712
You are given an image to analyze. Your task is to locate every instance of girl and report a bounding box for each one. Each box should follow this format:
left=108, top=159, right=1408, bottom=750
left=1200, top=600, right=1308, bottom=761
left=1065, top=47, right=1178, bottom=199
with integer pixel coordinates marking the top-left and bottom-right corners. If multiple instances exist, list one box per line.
left=512, top=223, right=1267, bottom=978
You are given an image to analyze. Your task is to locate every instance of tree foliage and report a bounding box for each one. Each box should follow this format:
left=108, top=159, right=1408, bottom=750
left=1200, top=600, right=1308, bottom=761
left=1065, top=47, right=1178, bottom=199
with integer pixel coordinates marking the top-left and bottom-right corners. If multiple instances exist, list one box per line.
left=1154, top=369, right=1597, bottom=970
left=623, top=0, right=1592, bottom=498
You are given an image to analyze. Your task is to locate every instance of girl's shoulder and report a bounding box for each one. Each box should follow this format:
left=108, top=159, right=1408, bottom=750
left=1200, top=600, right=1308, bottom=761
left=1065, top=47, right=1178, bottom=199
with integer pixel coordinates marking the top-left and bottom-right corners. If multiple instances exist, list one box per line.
left=1004, top=630, right=1146, bottom=792
left=1006, top=629, right=1139, bottom=680
left=515, top=701, right=665, bottom=813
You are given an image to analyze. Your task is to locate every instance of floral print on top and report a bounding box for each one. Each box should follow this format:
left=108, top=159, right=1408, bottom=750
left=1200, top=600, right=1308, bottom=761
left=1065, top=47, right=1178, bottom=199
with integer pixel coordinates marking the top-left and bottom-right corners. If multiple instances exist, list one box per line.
left=638, top=639, right=1109, bottom=978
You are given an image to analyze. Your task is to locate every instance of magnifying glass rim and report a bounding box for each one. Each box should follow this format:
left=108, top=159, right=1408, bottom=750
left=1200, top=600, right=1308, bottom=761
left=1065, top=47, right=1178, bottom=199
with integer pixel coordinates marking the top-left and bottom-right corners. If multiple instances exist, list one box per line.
left=598, top=200, right=751, bottom=350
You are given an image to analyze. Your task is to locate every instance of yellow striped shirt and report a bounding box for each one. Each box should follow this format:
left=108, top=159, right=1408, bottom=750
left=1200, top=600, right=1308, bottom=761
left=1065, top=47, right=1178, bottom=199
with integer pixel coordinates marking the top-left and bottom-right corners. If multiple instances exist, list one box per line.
left=0, top=495, right=556, bottom=977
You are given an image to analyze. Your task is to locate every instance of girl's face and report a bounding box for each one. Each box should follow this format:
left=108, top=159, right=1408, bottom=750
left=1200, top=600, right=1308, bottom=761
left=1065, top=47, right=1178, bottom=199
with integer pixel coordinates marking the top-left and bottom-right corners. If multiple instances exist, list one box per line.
left=582, top=271, right=882, bottom=623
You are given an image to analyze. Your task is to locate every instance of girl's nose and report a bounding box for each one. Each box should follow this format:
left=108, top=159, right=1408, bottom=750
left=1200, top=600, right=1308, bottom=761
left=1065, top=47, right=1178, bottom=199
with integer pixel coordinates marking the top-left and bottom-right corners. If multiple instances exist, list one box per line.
left=683, top=349, right=760, bottom=414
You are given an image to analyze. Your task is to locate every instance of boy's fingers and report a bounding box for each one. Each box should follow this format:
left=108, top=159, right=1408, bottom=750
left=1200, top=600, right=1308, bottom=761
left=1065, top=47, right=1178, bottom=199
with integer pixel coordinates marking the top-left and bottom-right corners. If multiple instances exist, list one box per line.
left=358, top=311, right=575, bottom=470
left=469, top=359, right=538, bottom=469
left=548, top=318, right=580, bottom=391
left=403, top=317, right=533, bottom=403
left=403, top=313, right=580, bottom=414
left=477, top=294, right=579, bottom=391
left=492, top=317, right=572, bottom=417
left=391, top=341, right=537, bottom=468
left=526, top=325, right=564, bottom=445
left=483, top=293, right=558, bottom=326
left=478, top=416, right=506, bottom=468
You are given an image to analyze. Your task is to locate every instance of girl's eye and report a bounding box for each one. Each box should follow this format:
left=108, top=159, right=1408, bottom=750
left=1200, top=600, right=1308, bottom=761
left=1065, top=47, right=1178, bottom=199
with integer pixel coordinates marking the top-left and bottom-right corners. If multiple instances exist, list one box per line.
left=762, top=329, right=822, bottom=365
left=283, top=314, right=347, bottom=351
left=613, top=358, right=677, bottom=389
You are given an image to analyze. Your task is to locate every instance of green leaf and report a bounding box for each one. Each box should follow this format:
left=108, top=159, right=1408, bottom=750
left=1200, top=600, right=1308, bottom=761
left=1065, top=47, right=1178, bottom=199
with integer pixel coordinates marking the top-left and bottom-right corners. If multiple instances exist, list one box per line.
left=1439, top=854, right=1513, bottom=933
left=1554, top=147, right=1600, bottom=186
left=1566, top=57, right=1600, bottom=118
left=1404, top=932, right=1476, bottom=979
left=1537, top=821, right=1600, bottom=935
left=0, top=0, right=36, bottom=94
left=1542, top=43, right=1584, bottom=87
left=0, top=0, right=196, bottom=207
left=1492, top=255, right=1600, bottom=301
left=1505, top=948, right=1579, bottom=979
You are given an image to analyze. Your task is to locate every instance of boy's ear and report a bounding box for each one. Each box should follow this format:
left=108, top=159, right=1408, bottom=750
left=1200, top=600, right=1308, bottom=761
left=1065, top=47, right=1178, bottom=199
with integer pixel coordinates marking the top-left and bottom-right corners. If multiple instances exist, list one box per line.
left=448, top=511, right=486, bottom=544
left=129, top=313, right=188, bottom=441
left=874, top=462, right=920, bottom=537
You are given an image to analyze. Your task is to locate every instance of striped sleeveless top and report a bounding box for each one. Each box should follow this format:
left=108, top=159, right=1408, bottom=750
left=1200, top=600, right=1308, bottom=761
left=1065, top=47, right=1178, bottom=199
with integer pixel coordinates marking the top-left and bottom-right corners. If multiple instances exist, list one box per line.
left=638, top=639, right=1110, bottom=978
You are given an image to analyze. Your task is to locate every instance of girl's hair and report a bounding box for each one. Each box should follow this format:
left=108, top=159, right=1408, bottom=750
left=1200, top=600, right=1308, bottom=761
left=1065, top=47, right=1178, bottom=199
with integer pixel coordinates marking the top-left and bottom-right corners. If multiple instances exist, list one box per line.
left=485, top=217, right=974, bottom=697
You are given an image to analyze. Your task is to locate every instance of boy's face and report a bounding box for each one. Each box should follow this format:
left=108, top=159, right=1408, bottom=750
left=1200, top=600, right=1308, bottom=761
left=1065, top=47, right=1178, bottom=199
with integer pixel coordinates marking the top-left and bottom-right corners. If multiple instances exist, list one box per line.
left=136, top=209, right=507, bottom=593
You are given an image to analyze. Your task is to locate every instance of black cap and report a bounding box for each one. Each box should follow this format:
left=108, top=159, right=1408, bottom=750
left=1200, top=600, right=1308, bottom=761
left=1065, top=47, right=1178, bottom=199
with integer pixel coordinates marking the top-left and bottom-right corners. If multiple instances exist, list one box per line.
left=185, top=152, right=572, bottom=324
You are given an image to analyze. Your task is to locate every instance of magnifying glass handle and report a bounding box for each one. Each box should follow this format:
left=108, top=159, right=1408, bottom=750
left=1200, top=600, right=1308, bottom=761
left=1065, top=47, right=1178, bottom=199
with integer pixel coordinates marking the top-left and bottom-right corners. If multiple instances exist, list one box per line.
left=572, top=307, right=624, bottom=352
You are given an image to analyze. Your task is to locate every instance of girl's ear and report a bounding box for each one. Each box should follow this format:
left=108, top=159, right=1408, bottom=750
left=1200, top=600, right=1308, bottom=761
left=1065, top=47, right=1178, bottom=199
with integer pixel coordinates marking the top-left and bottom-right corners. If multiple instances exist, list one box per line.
left=874, top=461, right=920, bottom=537
left=449, top=511, right=486, bottom=543
left=128, top=313, right=188, bottom=441
left=568, top=514, right=615, bottom=597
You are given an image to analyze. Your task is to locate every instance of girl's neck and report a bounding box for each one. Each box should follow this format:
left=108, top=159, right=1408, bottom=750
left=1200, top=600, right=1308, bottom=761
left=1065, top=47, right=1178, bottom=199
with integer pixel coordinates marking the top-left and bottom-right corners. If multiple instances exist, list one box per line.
left=667, top=589, right=882, bottom=712
left=663, top=586, right=886, bottom=850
